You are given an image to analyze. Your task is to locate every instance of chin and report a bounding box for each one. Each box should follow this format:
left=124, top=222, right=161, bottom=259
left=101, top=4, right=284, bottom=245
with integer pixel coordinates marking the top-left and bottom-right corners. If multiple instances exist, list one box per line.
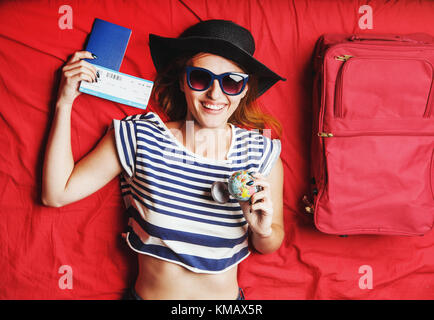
left=196, top=106, right=231, bottom=129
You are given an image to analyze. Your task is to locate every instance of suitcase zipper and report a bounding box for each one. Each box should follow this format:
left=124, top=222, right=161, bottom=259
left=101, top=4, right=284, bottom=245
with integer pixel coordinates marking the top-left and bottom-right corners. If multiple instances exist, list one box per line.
left=318, top=131, right=434, bottom=137
left=349, top=34, right=428, bottom=44
left=334, top=55, right=353, bottom=117
left=335, top=55, right=353, bottom=61
left=426, top=84, right=434, bottom=118
left=318, top=132, right=334, bottom=137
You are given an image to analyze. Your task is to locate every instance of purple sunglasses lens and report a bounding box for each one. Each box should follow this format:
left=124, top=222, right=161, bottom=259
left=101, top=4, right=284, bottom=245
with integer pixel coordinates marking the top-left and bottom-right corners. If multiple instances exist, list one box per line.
left=221, top=74, right=245, bottom=94
left=189, top=69, right=211, bottom=90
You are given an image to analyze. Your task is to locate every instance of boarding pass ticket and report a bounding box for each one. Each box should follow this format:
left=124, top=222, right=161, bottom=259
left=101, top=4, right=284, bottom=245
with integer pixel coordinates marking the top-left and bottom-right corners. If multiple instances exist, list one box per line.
left=79, top=65, right=153, bottom=109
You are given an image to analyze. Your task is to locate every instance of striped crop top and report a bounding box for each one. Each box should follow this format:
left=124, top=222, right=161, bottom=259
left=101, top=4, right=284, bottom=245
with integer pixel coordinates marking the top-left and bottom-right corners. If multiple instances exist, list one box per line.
left=113, top=112, right=281, bottom=274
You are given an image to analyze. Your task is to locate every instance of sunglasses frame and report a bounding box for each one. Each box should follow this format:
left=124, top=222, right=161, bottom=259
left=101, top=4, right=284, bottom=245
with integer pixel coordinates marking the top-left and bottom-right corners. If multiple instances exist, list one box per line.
left=185, top=66, right=249, bottom=96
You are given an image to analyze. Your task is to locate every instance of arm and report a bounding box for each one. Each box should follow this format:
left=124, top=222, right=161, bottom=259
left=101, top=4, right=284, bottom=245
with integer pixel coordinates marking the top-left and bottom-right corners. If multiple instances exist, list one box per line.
left=41, top=51, right=123, bottom=207
left=240, top=157, right=285, bottom=254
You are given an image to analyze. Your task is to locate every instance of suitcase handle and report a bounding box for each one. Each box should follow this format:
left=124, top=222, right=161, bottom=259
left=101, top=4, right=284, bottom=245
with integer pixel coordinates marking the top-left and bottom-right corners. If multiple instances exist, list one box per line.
left=349, top=34, right=423, bottom=43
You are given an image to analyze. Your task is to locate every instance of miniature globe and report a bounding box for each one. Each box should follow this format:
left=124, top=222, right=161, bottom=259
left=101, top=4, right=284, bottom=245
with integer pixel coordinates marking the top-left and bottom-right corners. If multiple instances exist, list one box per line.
left=227, top=170, right=258, bottom=201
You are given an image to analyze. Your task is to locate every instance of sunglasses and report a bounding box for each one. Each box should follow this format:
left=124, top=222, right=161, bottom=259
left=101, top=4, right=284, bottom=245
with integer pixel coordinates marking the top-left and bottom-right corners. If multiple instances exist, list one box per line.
left=185, top=66, right=249, bottom=96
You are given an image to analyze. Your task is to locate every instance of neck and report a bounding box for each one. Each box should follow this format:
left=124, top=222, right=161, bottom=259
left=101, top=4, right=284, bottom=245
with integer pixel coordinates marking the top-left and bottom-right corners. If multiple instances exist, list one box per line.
left=177, top=119, right=232, bottom=160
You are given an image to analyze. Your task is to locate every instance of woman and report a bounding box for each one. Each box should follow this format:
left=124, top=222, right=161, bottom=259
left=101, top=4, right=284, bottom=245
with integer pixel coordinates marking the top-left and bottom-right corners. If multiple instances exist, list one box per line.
left=42, top=19, right=285, bottom=300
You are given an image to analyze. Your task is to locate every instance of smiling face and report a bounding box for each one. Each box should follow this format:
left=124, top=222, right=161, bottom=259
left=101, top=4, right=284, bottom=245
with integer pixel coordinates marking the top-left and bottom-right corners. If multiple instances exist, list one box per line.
left=180, top=53, right=249, bottom=130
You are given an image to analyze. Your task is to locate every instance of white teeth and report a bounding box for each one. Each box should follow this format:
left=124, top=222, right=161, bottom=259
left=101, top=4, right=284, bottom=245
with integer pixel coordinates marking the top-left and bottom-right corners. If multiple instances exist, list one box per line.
left=203, top=103, right=225, bottom=110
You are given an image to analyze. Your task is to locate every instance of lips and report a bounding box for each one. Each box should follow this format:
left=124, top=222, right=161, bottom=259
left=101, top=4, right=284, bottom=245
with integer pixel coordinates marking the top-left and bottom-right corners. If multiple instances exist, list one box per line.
left=201, top=102, right=227, bottom=113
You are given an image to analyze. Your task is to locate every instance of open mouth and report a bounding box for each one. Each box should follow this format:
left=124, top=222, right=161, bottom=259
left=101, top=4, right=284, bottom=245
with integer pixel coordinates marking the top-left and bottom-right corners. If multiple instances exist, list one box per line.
left=201, top=102, right=226, bottom=112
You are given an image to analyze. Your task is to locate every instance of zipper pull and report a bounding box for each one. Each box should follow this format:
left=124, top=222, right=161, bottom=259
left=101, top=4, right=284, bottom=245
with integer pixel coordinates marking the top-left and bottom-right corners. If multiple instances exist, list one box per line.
left=335, top=55, right=353, bottom=62
left=302, top=195, right=314, bottom=214
left=318, top=132, right=334, bottom=137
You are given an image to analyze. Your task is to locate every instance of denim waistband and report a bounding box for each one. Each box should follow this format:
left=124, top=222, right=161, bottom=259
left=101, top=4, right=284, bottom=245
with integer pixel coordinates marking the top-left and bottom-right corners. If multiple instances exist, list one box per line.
left=237, top=287, right=245, bottom=300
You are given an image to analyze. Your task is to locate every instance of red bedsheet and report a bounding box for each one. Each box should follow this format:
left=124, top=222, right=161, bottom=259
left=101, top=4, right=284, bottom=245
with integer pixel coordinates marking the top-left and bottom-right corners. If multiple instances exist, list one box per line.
left=0, top=0, right=433, bottom=299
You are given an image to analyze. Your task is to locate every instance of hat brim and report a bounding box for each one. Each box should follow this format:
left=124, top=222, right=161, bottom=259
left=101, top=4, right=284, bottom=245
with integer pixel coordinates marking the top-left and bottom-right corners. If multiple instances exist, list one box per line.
left=149, top=34, right=286, bottom=97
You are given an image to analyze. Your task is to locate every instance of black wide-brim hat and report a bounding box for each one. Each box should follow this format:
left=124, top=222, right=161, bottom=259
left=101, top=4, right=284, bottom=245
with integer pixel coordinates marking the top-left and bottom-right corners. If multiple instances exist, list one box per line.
left=149, top=19, right=286, bottom=97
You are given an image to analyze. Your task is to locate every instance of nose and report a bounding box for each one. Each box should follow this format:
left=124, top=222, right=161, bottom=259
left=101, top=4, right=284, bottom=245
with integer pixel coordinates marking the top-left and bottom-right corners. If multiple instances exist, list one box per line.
left=206, top=79, right=224, bottom=99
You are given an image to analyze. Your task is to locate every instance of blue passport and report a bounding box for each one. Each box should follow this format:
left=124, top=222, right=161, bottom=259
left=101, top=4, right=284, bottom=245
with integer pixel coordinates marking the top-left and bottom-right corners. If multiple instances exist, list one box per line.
left=83, top=18, right=131, bottom=71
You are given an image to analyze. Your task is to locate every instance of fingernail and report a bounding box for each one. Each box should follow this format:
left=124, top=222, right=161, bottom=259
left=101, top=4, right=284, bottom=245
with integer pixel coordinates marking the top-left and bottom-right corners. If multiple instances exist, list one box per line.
left=96, top=71, right=100, bottom=78
left=91, top=53, right=98, bottom=59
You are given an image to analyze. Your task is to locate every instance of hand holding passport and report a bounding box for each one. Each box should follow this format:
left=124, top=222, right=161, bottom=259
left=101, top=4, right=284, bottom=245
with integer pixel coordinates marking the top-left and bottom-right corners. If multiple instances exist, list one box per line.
left=79, top=18, right=153, bottom=109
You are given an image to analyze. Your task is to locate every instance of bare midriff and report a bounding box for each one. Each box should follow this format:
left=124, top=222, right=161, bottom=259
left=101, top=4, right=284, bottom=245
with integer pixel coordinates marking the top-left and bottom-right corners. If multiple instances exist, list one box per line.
left=134, top=254, right=240, bottom=300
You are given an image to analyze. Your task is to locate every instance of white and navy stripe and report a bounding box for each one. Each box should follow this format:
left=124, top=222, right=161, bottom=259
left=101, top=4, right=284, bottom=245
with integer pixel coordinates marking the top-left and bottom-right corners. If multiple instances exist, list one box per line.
left=113, top=112, right=281, bottom=274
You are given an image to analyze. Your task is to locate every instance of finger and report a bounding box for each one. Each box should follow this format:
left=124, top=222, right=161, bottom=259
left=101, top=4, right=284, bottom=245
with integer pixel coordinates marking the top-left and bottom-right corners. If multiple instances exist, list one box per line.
left=251, top=202, right=273, bottom=215
left=238, top=200, right=251, bottom=214
left=63, top=59, right=97, bottom=76
left=68, top=72, right=94, bottom=84
left=250, top=191, right=267, bottom=204
left=253, top=179, right=270, bottom=193
left=66, top=69, right=95, bottom=83
left=68, top=50, right=96, bottom=64
left=64, top=66, right=96, bottom=83
left=242, top=205, right=256, bottom=222
left=63, top=60, right=97, bottom=80
left=250, top=196, right=271, bottom=210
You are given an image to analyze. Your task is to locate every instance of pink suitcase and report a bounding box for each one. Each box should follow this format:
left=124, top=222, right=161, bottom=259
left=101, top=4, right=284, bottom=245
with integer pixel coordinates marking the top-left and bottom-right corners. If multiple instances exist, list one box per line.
left=306, top=33, right=434, bottom=236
